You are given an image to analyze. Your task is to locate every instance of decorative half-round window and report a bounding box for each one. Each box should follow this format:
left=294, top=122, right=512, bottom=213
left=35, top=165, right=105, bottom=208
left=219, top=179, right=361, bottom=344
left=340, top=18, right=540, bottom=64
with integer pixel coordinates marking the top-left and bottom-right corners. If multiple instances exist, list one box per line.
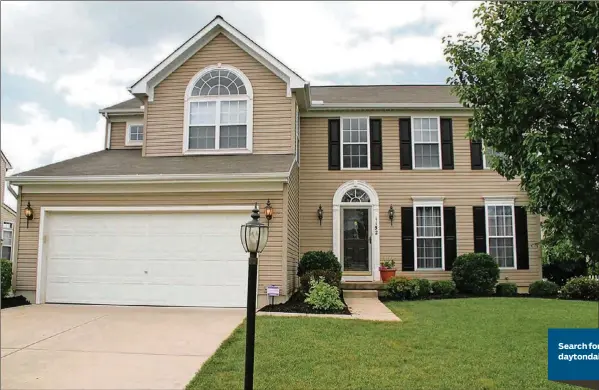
left=341, top=188, right=370, bottom=203
left=190, top=69, right=247, bottom=96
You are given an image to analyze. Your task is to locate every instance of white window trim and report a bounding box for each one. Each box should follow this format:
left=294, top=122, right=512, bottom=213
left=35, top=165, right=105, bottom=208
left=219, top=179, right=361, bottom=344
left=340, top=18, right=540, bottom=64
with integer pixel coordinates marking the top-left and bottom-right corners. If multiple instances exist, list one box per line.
left=484, top=197, right=517, bottom=270
left=340, top=116, right=370, bottom=170
left=2, top=221, right=13, bottom=261
left=413, top=199, right=445, bottom=271
left=125, top=121, right=144, bottom=146
left=411, top=116, right=442, bottom=170
left=182, top=64, right=253, bottom=155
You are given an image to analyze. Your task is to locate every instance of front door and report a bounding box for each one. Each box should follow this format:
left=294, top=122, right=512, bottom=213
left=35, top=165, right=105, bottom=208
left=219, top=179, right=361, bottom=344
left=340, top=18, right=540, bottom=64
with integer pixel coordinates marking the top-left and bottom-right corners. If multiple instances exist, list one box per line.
left=341, top=208, right=371, bottom=275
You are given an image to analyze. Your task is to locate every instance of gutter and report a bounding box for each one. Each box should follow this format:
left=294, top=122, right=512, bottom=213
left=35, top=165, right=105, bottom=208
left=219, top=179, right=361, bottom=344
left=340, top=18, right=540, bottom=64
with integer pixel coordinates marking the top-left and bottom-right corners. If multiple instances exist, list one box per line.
left=309, top=102, right=465, bottom=110
left=98, top=108, right=144, bottom=115
left=6, top=171, right=290, bottom=185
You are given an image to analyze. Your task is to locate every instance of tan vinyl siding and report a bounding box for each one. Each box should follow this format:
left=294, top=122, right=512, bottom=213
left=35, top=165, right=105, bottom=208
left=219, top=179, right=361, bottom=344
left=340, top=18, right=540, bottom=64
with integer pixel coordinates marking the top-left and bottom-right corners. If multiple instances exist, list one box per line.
left=1, top=156, right=6, bottom=208
left=285, top=164, right=300, bottom=294
left=109, top=117, right=144, bottom=150
left=146, top=33, right=292, bottom=156
left=299, top=116, right=542, bottom=287
left=14, top=191, right=284, bottom=296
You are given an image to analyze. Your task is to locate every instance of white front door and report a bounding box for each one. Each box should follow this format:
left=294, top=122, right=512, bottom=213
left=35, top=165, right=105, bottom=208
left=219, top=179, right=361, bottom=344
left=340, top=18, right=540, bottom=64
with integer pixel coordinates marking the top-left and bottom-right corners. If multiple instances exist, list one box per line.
left=42, top=211, right=249, bottom=307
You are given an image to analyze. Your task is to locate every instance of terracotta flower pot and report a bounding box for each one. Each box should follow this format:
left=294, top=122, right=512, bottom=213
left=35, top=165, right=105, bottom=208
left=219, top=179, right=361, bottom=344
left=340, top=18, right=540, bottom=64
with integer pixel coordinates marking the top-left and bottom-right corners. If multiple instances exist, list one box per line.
left=379, top=268, right=397, bottom=282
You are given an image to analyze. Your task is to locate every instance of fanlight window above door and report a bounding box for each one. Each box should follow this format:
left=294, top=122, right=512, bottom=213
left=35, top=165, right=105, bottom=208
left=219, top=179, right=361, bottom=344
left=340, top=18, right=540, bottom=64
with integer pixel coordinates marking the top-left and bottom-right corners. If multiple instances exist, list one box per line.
left=341, top=188, right=370, bottom=203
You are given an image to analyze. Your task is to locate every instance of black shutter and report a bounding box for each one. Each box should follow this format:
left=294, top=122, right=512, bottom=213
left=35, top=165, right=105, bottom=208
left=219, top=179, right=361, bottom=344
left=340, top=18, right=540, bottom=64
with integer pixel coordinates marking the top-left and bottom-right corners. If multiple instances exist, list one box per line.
left=370, top=118, right=382, bottom=170
left=401, top=207, right=414, bottom=271
left=328, top=119, right=340, bottom=170
left=444, top=207, right=457, bottom=270
left=399, top=118, right=412, bottom=170
left=440, top=118, right=454, bottom=170
left=473, top=206, right=487, bottom=253
left=470, top=119, right=484, bottom=170
left=515, top=206, right=530, bottom=269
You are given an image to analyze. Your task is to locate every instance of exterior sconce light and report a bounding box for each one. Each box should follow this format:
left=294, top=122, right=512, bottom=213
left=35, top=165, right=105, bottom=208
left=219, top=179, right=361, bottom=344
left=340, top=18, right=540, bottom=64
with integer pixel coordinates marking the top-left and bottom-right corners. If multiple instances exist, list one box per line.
left=24, top=201, right=34, bottom=228
left=317, top=205, right=323, bottom=226
left=264, top=199, right=273, bottom=225
left=388, top=205, right=395, bottom=225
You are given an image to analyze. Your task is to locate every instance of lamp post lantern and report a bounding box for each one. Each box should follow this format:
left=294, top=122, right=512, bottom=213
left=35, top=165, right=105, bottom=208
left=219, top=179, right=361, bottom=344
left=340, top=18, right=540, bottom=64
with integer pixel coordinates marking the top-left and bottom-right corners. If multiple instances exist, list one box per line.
left=240, top=202, right=269, bottom=390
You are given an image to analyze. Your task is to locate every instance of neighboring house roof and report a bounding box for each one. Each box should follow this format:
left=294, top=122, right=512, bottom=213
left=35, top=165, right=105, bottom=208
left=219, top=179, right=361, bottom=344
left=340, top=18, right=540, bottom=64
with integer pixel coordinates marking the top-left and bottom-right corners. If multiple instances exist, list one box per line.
left=7, top=150, right=294, bottom=184
left=1, top=150, right=12, bottom=170
left=99, top=98, right=144, bottom=114
left=129, top=15, right=306, bottom=102
left=2, top=203, right=16, bottom=218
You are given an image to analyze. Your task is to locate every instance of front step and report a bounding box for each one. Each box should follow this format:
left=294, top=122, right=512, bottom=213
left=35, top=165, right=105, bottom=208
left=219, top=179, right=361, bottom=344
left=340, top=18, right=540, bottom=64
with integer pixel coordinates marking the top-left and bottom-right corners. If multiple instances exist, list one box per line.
left=343, top=290, right=379, bottom=298
left=341, top=282, right=386, bottom=291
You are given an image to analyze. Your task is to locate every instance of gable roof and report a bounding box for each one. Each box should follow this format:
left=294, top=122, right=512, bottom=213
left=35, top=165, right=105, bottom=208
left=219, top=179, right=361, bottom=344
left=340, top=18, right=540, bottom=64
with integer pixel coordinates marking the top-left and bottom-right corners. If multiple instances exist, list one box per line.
left=99, top=98, right=144, bottom=114
left=7, top=150, right=294, bottom=184
left=310, top=85, right=463, bottom=109
left=129, top=15, right=306, bottom=101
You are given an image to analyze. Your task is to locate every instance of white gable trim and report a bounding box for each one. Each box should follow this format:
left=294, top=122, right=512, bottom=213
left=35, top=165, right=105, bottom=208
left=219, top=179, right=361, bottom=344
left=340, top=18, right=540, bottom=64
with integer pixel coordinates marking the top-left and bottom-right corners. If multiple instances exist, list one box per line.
left=129, top=16, right=305, bottom=101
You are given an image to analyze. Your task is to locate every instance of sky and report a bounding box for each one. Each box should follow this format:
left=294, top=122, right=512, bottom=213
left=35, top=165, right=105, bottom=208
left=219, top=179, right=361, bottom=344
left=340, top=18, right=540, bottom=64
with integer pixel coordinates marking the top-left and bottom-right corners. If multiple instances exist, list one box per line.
left=0, top=1, right=480, bottom=209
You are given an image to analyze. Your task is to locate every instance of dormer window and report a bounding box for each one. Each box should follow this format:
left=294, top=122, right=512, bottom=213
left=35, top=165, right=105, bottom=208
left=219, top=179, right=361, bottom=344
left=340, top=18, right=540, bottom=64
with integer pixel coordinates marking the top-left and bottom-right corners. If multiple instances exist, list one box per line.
left=184, top=65, right=253, bottom=154
left=126, top=122, right=144, bottom=146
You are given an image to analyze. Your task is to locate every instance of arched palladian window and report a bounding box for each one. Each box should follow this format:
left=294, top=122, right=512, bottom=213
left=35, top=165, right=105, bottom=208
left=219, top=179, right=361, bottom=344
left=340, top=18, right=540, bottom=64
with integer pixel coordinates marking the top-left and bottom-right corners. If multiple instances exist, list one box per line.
left=184, top=65, right=253, bottom=153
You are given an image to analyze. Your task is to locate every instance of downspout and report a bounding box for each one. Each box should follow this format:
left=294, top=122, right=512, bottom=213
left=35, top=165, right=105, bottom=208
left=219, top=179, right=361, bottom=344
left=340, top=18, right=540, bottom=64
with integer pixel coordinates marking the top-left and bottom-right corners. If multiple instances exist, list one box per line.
left=102, top=112, right=111, bottom=150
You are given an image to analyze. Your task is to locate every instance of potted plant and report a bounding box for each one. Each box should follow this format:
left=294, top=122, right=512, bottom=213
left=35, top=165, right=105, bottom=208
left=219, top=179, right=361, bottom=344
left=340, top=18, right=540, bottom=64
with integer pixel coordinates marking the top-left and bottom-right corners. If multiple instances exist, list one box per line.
left=379, top=258, right=397, bottom=282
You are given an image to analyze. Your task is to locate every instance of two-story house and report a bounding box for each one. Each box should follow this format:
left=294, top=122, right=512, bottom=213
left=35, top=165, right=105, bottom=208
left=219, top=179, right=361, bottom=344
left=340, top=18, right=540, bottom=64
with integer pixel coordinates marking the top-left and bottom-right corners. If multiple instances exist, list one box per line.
left=7, top=16, right=541, bottom=308
left=1, top=151, right=17, bottom=262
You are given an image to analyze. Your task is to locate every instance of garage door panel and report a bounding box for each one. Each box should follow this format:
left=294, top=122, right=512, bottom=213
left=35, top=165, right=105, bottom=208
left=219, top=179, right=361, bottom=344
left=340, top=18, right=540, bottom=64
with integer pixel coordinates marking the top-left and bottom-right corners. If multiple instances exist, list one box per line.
left=44, top=211, right=250, bottom=307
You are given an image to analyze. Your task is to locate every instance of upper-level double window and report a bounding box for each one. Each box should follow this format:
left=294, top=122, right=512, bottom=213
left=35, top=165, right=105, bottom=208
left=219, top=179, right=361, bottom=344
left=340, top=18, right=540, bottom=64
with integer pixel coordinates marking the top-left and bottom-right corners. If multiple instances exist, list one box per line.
left=184, top=65, right=253, bottom=154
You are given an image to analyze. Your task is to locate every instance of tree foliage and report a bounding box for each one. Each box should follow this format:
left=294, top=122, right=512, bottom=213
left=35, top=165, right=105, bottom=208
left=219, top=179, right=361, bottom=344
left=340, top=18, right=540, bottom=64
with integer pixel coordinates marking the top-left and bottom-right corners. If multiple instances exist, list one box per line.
left=443, top=2, right=599, bottom=265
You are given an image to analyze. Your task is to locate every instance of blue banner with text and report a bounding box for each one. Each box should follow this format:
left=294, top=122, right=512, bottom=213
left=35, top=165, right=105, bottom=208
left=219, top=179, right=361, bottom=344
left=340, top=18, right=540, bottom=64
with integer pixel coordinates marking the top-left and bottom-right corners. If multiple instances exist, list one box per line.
left=548, top=328, right=599, bottom=381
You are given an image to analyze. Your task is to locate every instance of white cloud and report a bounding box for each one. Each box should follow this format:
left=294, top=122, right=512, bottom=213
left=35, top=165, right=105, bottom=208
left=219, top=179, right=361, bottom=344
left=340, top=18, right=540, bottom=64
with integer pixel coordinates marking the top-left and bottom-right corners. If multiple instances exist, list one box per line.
left=1, top=103, right=105, bottom=175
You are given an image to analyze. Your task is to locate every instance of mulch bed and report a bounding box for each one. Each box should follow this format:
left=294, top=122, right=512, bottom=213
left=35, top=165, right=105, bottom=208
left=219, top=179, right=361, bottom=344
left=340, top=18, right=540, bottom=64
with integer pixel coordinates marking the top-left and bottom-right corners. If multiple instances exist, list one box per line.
left=260, top=291, right=351, bottom=315
left=1, top=295, right=31, bottom=309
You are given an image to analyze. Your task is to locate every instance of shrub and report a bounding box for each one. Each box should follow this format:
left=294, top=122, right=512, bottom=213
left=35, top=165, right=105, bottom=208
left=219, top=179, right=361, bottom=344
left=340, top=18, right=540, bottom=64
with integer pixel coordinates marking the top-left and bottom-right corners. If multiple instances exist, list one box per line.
left=496, top=283, right=518, bottom=297
left=299, top=269, right=342, bottom=294
left=451, top=253, right=500, bottom=295
left=543, top=259, right=588, bottom=286
left=304, top=277, right=345, bottom=311
left=297, top=251, right=341, bottom=276
left=431, top=280, right=457, bottom=297
left=529, top=280, right=559, bottom=297
left=1, top=259, right=12, bottom=298
left=385, top=276, right=419, bottom=300
left=560, top=277, right=599, bottom=301
left=414, top=278, right=431, bottom=298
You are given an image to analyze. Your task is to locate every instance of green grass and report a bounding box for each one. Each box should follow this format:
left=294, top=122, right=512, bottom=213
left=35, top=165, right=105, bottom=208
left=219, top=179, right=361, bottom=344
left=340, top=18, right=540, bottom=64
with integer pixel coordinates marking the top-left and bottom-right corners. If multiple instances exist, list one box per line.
left=187, top=298, right=597, bottom=389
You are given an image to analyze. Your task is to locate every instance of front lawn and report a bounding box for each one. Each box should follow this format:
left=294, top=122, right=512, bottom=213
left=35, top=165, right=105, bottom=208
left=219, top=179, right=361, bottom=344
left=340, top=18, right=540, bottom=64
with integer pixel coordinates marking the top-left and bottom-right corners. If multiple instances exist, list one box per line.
left=187, top=298, right=597, bottom=390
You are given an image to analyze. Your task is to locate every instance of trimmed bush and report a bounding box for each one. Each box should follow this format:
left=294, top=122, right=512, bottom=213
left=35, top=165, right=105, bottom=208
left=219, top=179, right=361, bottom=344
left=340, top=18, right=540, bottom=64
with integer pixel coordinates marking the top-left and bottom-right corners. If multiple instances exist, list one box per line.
left=1, top=259, right=12, bottom=298
left=529, top=280, right=559, bottom=297
left=299, top=269, right=341, bottom=294
left=451, top=253, right=500, bottom=296
left=304, top=277, right=344, bottom=311
left=543, top=259, right=587, bottom=286
left=496, top=283, right=518, bottom=297
left=414, top=279, right=431, bottom=298
left=560, top=277, right=599, bottom=301
left=385, top=276, right=419, bottom=300
left=298, top=251, right=341, bottom=276
left=431, top=280, right=457, bottom=297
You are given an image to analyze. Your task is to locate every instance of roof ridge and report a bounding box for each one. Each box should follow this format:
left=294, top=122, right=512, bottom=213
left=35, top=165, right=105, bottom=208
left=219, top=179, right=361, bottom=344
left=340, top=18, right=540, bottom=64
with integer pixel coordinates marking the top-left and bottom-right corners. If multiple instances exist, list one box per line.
left=311, top=84, right=452, bottom=88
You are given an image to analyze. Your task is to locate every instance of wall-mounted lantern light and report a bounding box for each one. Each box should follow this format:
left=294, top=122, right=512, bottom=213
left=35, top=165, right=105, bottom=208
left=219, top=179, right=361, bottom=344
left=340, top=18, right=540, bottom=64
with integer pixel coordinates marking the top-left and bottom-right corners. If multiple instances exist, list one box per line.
left=24, top=201, right=34, bottom=228
left=317, top=205, right=323, bottom=226
left=388, top=205, right=395, bottom=226
left=264, top=199, right=273, bottom=225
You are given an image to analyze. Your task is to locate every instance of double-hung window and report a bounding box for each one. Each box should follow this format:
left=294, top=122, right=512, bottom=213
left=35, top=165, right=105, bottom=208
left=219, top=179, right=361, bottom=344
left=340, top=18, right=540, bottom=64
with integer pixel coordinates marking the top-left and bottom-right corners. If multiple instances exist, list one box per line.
left=2, top=222, right=13, bottom=260
left=413, top=200, right=444, bottom=270
left=485, top=199, right=516, bottom=268
left=184, top=66, right=252, bottom=154
left=341, top=117, right=369, bottom=169
left=412, top=117, right=441, bottom=169
left=126, top=122, right=144, bottom=146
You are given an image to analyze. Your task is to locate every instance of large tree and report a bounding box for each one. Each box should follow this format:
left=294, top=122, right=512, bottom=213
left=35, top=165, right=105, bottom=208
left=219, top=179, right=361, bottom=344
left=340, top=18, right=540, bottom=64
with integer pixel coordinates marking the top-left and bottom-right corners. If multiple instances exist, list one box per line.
left=444, top=2, right=599, bottom=265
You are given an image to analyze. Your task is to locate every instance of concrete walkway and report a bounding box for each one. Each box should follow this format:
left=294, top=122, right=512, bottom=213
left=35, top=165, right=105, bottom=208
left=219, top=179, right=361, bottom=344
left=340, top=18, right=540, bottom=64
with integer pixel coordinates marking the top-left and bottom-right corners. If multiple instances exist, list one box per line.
left=1, top=304, right=245, bottom=390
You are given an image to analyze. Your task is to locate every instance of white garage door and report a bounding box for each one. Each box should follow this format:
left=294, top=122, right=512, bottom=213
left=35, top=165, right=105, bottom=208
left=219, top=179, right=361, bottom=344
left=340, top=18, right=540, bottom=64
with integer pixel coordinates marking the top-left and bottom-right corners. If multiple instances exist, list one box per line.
left=43, top=211, right=249, bottom=307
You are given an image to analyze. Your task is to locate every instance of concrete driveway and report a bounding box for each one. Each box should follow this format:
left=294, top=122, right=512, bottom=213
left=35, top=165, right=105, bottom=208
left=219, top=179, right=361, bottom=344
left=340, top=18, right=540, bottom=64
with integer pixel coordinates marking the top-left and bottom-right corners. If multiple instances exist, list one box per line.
left=1, top=304, right=245, bottom=389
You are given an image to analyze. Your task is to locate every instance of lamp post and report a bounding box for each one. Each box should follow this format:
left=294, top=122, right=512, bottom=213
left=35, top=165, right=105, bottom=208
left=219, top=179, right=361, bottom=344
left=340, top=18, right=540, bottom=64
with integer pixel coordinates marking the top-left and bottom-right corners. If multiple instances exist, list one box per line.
left=239, top=203, right=269, bottom=390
